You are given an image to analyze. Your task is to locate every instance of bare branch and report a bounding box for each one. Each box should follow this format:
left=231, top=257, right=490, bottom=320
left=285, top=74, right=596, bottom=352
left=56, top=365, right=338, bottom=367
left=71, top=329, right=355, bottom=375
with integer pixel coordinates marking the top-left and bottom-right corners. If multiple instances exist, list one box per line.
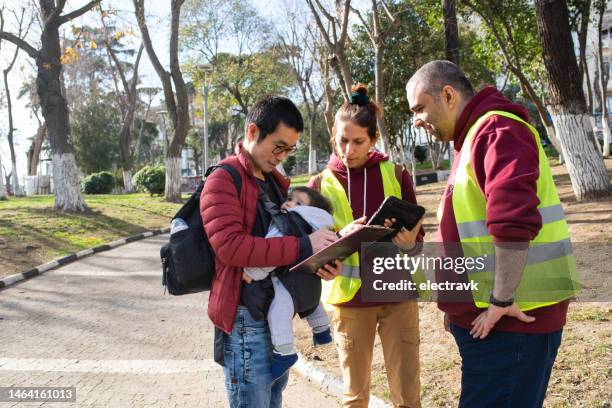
left=4, top=8, right=28, bottom=73
left=306, top=0, right=334, bottom=49
left=59, top=0, right=101, bottom=25
left=380, top=0, right=394, bottom=20
left=0, top=31, right=38, bottom=59
left=338, top=0, right=351, bottom=45
left=312, top=0, right=335, bottom=23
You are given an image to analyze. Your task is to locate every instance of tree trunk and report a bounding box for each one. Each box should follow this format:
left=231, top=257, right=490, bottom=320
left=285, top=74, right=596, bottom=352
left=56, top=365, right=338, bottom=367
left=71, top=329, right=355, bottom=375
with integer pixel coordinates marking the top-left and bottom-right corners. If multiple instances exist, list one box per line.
left=308, top=115, right=316, bottom=174
left=122, top=169, right=133, bottom=192
left=534, top=0, right=611, bottom=200
left=135, top=0, right=189, bottom=202
left=443, top=0, right=460, bottom=64
left=321, top=61, right=335, bottom=140
left=374, top=46, right=390, bottom=155
left=27, top=122, right=46, bottom=176
left=442, top=0, right=459, bottom=167
left=596, top=0, right=611, bottom=157
left=3, top=63, right=20, bottom=196
left=0, top=152, right=6, bottom=200
left=165, top=156, right=182, bottom=202
left=601, top=115, right=611, bottom=156
left=38, top=22, right=87, bottom=211
left=119, top=108, right=136, bottom=192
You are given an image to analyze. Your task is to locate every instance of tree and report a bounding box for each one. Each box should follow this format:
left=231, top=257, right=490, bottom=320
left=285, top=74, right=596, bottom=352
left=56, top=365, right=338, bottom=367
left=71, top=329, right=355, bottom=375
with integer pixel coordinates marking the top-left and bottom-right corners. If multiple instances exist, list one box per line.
left=306, top=0, right=354, bottom=101
left=593, top=0, right=610, bottom=156
left=0, top=152, right=5, bottom=199
left=134, top=0, right=190, bottom=203
left=462, top=0, right=564, bottom=161
left=0, top=0, right=102, bottom=211
left=568, top=0, right=593, bottom=112
left=534, top=0, right=610, bottom=199
left=351, top=1, right=409, bottom=154
left=349, top=0, right=458, bottom=166
left=18, top=77, right=47, bottom=176
left=134, top=86, right=159, bottom=164
left=72, top=95, right=122, bottom=174
left=278, top=11, right=324, bottom=174
left=102, top=18, right=144, bottom=193
left=99, top=12, right=144, bottom=191
left=1, top=6, right=32, bottom=196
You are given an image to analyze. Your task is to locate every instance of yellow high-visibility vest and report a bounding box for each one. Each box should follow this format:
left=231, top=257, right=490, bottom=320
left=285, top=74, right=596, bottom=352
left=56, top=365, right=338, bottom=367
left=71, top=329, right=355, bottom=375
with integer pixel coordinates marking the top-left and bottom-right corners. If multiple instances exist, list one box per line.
left=319, top=161, right=402, bottom=304
left=446, top=110, right=580, bottom=310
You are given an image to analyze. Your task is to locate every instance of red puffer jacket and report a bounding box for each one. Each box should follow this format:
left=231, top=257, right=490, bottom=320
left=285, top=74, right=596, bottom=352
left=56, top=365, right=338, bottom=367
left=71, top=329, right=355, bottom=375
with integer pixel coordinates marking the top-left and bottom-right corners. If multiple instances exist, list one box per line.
left=201, top=142, right=301, bottom=333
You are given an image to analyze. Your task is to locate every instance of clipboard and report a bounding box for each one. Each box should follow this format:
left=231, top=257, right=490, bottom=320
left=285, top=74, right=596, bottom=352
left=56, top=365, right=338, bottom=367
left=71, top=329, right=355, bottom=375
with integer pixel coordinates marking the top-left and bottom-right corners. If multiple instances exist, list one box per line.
left=289, top=225, right=394, bottom=274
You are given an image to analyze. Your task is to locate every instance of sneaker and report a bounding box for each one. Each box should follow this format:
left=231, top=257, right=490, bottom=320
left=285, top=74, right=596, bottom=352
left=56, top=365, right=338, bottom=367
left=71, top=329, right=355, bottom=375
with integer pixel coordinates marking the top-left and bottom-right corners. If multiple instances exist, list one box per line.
left=312, top=328, right=332, bottom=346
left=271, top=352, right=298, bottom=381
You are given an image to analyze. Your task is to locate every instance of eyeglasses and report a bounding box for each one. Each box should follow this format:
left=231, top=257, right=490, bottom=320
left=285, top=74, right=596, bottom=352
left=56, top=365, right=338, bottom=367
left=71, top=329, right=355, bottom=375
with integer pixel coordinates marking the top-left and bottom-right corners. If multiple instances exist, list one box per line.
left=272, top=144, right=297, bottom=155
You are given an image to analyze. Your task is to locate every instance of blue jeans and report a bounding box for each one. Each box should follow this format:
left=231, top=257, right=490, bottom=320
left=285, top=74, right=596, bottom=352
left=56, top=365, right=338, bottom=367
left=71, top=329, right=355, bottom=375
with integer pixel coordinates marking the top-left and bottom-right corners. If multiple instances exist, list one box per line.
left=450, top=323, right=562, bottom=408
left=223, top=306, right=289, bottom=408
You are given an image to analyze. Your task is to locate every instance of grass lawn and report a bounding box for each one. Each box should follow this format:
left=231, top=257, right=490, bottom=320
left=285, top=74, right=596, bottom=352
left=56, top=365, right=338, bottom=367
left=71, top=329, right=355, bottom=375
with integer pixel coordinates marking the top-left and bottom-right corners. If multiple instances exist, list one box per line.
left=0, top=193, right=186, bottom=278
left=290, top=174, right=312, bottom=187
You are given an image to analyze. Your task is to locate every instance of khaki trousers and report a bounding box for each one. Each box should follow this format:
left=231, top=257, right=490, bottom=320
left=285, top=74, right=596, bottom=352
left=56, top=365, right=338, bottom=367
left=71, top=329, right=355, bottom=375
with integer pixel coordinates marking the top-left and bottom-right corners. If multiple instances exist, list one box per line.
left=332, top=301, right=421, bottom=408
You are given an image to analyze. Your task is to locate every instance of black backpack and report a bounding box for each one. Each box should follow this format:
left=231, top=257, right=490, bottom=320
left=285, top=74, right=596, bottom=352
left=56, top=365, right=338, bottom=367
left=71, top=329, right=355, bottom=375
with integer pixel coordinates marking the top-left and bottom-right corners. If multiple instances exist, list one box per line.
left=161, top=164, right=242, bottom=295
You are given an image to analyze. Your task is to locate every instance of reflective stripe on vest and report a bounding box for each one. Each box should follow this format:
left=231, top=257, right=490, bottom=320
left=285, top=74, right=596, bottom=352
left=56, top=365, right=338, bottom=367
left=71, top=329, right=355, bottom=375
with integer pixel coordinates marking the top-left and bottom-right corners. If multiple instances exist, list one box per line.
left=319, top=161, right=402, bottom=304
left=448, top=110, right=580, bottom=310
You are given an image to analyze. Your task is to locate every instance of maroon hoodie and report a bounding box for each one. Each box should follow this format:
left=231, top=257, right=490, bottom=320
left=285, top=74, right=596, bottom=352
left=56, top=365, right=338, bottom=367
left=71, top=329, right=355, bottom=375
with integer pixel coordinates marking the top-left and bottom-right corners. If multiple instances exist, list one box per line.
left=308, top=151, right=424, bottom=307
left=438, top=86, right=568, bottom=334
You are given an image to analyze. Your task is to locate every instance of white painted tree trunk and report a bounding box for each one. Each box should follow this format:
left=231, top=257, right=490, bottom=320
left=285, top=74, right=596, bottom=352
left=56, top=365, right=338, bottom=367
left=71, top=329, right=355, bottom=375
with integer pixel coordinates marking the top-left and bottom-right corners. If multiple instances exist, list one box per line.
left=550, top=110, right=611, bottom=199
left=308, top=122, right=316, bottom=175
left=602, top=115, right=611, bottom=157
left=52, top=152, right=88, bottom=211
left=123, top=169, right=134, bottom=193
left=308, top=142, right=317, bottom=175
left=165, top=156, right=182, bottom=202
left=0, top=154, right=7, bottom=200
left=10, top=162, right=22, bottom=196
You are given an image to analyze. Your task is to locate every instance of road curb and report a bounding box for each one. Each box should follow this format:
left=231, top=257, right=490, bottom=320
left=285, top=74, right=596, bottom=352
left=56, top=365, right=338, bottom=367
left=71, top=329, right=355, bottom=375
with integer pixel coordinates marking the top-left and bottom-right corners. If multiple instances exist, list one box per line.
left=0, top=227, right=170, bottom=290
left=295, top=353, right=391, bottom=408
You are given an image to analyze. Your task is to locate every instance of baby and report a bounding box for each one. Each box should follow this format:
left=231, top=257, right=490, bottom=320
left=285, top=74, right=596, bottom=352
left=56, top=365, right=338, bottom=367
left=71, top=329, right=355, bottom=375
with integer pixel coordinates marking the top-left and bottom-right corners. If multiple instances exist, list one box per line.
left=243, top=187, right=334, bottom=380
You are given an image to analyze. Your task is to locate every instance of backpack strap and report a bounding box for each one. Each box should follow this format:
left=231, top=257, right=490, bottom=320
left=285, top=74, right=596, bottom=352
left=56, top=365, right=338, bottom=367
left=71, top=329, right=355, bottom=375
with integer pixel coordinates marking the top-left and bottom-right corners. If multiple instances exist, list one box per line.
left=202, top=163, right=242, bottom=197
left=218, top=164, right=242, bottom=196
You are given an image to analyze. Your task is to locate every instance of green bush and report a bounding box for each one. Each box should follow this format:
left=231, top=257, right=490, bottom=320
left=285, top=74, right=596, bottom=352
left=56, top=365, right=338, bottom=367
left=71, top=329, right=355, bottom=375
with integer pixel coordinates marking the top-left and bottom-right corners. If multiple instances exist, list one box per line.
left=414, top=145, right=428, bottom=163
left=134, top=166, right=165, bottom=195
left=81, top=171, right=116, bottom=194
left=283, top=155, right=296, bottom=175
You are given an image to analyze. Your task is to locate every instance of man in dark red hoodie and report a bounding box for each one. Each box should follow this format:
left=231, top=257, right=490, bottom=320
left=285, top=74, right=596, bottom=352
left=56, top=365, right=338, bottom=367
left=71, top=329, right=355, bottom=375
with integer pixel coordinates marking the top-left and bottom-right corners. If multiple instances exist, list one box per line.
left=406, top=61, right=574, bottom=408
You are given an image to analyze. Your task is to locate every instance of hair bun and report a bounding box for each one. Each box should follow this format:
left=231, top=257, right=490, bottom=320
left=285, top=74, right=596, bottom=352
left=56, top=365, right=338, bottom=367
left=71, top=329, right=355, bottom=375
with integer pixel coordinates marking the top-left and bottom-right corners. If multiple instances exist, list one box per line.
left=351, top=83, right=368, bottom=95
left=350, top=83, right=370, bottom=106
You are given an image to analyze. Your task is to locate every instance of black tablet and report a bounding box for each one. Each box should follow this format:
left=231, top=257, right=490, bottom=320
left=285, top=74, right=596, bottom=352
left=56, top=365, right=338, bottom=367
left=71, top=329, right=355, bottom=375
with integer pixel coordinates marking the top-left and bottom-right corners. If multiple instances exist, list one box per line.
left=367, top=196, right=425, bottom=234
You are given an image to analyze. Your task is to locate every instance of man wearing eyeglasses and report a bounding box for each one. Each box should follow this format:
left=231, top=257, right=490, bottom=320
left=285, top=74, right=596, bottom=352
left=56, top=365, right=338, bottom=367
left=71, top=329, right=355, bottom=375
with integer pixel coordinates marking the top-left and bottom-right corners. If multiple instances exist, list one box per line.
left=200, top=96, right=342, bottom=408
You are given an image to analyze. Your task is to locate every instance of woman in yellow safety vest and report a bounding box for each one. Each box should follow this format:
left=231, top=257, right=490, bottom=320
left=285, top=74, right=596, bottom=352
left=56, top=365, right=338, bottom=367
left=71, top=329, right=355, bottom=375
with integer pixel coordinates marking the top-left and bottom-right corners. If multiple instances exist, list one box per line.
left=308, top=84, right=425, bottom=408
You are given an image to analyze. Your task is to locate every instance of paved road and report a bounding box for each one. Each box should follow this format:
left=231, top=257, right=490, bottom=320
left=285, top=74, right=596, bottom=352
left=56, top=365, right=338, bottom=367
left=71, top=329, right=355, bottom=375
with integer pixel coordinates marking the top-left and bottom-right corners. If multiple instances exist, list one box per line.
left=0, top=234, right=340, bottom=407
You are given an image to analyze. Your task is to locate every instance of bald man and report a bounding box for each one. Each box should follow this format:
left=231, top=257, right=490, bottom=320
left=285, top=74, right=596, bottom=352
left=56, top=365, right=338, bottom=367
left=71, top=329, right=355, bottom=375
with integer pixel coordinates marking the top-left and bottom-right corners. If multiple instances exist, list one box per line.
left=406, top=60, right=577, bottom=408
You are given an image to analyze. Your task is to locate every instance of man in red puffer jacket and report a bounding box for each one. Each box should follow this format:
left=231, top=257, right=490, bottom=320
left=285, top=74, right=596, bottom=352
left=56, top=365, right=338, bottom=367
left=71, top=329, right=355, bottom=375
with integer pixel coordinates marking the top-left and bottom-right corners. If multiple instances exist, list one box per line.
left=200, top=96, right=341, bottom=408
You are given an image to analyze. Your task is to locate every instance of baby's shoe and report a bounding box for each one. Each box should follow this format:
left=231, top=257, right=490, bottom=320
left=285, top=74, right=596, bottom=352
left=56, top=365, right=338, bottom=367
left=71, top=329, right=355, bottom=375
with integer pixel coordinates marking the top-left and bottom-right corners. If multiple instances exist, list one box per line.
left=313, top=327, right=332, bottom=346
left=271, top=352, right=298, bottom=381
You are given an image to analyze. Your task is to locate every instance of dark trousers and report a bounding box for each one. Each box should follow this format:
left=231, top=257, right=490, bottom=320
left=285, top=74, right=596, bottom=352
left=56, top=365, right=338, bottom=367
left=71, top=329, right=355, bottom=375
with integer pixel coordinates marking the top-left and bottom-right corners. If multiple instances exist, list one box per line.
left=450, top=323, right=562, bottom=408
